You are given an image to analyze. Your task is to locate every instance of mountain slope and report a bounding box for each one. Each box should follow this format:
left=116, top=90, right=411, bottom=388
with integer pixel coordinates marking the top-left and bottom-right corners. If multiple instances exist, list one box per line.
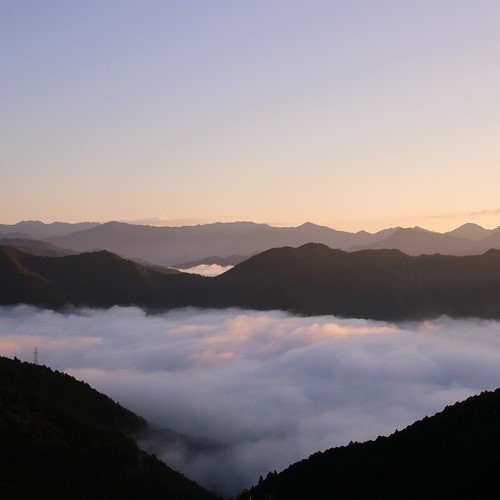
left=0, top=356, right=217, bottom=499
left=214, top=243, right=500, bottom=319
left=0, top=238, right=75, bottom=257
left=350, top=227, right=478, bottom=255
left=0, top=246, right=69, bottom=306
left=0, top=246, right=208, bottom=309
left=238, top=387, right=500, bottom=499
left=4, top=244, right=500, bottom=320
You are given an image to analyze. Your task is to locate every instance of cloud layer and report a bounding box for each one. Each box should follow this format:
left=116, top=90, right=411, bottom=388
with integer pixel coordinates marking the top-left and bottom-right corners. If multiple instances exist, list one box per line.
left=174, top=264, right=234, bottom=277
left=1, top=306, right=500, bottom=495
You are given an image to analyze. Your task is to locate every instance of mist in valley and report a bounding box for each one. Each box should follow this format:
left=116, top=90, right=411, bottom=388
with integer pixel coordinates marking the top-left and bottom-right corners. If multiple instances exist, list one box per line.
left=1, top=306, right=500, bottom=496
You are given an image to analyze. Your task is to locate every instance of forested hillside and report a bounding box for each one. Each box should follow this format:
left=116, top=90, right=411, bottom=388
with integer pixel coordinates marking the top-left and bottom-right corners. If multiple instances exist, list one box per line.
left=3, top=243, right=500, bottom=320
left=239, top=387, right=500, bottom=499
left=0, top=356, right=218, bottom=499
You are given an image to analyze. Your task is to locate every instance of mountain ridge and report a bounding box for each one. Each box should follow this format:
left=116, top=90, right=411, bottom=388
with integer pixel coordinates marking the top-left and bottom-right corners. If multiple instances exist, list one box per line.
left=4, top=243, right=500, bottom=321
left=2, top=220, right=500, bottom=265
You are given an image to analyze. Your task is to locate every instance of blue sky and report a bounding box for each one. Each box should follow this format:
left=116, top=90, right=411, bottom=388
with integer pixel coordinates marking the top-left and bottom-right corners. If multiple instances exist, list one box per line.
left=2, top=1, right=500, bottom=230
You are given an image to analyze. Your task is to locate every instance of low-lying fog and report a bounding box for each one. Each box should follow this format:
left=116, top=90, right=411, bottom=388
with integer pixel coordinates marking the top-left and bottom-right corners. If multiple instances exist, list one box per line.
left=2, top=306, right=500, bottom=496
left=174, top=264, right=234, bottom=276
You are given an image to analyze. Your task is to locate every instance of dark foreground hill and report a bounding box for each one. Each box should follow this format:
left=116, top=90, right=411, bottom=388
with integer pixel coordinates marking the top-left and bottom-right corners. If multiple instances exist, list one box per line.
left=3, top=243, right=500, bottom=320
left=0, top=356, right=217, bottom=499
left=216, top=244, right=500, bottom=319
left=238, top=387, right=500, bottom=499
left=0, top=245, right=206, bottom=309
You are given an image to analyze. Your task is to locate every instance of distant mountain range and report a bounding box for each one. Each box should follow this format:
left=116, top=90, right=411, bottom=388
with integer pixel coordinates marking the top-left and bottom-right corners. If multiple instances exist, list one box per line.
left=0, top=220, right=100, bottom=239
left=1, top=220, right=500, bottom=265
left=0, top=237, right=75, bottom=257
left=351, top=226, right=500, bottom=256
left=3, top=243, right=500, bottom=321
left=45, top=221, right=393, bottom=265
left=239, top=386, right=500, bottom=499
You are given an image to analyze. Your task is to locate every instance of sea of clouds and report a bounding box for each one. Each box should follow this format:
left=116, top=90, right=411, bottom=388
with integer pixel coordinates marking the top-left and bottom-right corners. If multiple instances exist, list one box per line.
left=1, top=306, right=500, bottom=496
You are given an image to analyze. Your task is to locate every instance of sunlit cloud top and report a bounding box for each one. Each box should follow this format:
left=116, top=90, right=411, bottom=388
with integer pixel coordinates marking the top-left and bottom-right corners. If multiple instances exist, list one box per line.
left=2, top=306, right=500, bottom=494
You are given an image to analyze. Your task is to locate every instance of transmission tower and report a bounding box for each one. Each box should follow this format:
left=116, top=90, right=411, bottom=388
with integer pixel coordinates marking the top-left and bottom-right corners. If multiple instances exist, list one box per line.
left=33, top=346, right=38, bottom=365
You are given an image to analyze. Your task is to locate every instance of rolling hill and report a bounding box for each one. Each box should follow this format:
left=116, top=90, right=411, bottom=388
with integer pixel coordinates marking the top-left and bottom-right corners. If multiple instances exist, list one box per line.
left=3, top=243, right=500, bottom=320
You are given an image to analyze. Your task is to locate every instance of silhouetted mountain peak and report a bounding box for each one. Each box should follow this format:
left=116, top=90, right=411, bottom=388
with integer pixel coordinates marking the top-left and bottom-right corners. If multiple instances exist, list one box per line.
left=445, top=222, right=494, bottom=240
left=297, top=222, right=321, bottom=228
left=457, top=222, right=484, bottom=229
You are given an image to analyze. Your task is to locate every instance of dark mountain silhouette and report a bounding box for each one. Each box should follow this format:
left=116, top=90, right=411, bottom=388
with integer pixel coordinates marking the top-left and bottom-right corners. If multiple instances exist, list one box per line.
left=48, top=221, right=395, bottom=266
left=238, top=387, right=500, bottom=499
left=4, top=244, right=500, bottom=320
left=0, top=246, right=202, bottom=309
left=0, top=356, right=218, bottom=499
left=0, top=238, right=75, bottom=257
left=0, top=220, right=100, bottom=239
left=215, top=243, right=500, bottom=319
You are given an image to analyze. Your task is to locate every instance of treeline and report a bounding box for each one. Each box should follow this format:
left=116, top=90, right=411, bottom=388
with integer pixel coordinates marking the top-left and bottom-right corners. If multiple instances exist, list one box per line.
left=3, top=243, right=500, bottom=321
left=239, top=387, right=500, bottom=499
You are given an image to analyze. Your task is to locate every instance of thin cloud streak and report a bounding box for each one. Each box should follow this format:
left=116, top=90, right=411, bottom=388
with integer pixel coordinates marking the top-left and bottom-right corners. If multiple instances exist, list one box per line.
left=1, top=306, right=500, bottom=495
left=425, top=208, right=500, bottom=221
left=119, top=216, right=208, bottom=227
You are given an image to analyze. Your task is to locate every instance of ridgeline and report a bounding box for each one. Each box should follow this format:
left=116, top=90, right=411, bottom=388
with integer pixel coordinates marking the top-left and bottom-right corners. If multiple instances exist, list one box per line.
left=3, top=243, right=500, bottom=321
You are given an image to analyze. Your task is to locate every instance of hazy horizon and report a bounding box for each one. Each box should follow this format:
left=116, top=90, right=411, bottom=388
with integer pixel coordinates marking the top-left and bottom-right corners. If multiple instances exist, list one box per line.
left=2, top=1, right=500, bottom=232
left=2, top=215, right=500, bottom=234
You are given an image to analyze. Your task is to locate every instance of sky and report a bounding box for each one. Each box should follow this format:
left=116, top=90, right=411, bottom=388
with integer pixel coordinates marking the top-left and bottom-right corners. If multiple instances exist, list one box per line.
left=2, top=1, right=500, bottom=232
left=2, top=306, right=500, bottom=495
